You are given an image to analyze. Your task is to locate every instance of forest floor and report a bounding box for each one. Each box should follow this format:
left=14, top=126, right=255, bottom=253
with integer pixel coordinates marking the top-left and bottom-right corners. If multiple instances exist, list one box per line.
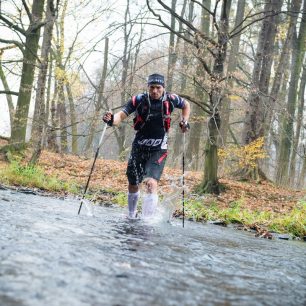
left=0, top=139, right=305, bottom=240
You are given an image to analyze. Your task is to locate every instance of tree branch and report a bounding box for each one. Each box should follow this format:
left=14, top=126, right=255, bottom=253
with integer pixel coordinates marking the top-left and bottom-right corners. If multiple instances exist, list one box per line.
left=79, top=63, right=97, bottom=90
left=146, top=0, right=194, bottom=46
left=0, top=38, right=24, bottom=52
left=156, top=0, right=218, bottom=47
left=190, top=0, right=214, bottom=16
left=22, top=0, right=32, bottom=22
left=229, top=10, right=286, bottom=39
left=178, top=94, right=211, bottom=114
left=196, top=54, right=212, bottom=75
left=0, top=90, right=19, bottom=96
left=28, top=20, right=48, bottom=33
left=0, top=15, right=26, bottom=35
left=212, top=0, right=221, bottom=33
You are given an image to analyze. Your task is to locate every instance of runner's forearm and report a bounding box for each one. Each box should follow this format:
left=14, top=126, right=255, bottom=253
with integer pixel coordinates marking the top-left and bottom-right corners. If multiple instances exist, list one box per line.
left=113, top=111, right=127, bottom=126
left=182, top=101, right=191, bottom=122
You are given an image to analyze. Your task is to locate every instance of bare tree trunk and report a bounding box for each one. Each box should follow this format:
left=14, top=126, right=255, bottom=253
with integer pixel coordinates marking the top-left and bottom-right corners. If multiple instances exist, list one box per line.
left=198, top=0, right=232, bottom=193
left=10, top=0, right=46, bottom=146
left=276, top=0, right=306, bottom=185
left=66, top=82, right=78, bottom=154
left=240, top=0, right=283, bottom=180
left=54, top=0, right=68, bottom=153
left=167, top=0, right=177, bottom=92
left=57, top=83, right=68, bottom=152
left=185, top=0, right=211, bottom=170
left=47, top=76, right=59, bottom=152
left=44, top=54, right=53, bottom=147
left=243, top=0, right=283, bottom=145
left=85, top=37, right=109, bottom=154
left=180, top=1, right=193, bottom=91
left=299, top=144, right=306, bottom=188
left=266, top=0, right=302, bottom=130
left=30, top=0, right=58, bottom=165
left=219, top=0, right=246, bottom=145
left=116, top=0, right=132, bottom=160
left=171, top=0, right=194, bottom=166
left=289, top=60, right=306, bottom=185
left=0, top=47, right=15, bottom=130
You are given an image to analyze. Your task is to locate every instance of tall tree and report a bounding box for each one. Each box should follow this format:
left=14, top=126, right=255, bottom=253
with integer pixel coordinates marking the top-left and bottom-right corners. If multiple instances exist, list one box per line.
left=266, top=0, right=302, bottom=130
left=241, top=0, right=283, bottom=179
left=290, top=60, right=306, bottom=185
left=85, top=37, right=109, bottom=154
left=219, top=0, right=246, bottom=145
left=30, top=0, right=59, bottom=165
left=199, top=0, right=232, bottom=193
left=0, top=45, right=17, bottom=130
left=47, top=55, right=60, bottom=152
left=167, top=0, right=177, bottom=92
left=185, top=0, right=211, bottom=170
left=276, top=0, right=306, bottom=185
left=4, top=0, right=46, bottom=146
left=45, top=55, right=56, bottom=150
left=65, top=80, right=78, bottom=154
left=56, top=0, right=68, bottom=152
left=171, top=0, right=194, bottom=166
left=112, top=0, right=145, bottom=160
left=117, top=0, right=132, bottom=159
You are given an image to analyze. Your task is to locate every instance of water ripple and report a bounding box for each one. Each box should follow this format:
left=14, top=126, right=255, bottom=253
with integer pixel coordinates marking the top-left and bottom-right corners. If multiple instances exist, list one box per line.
left=0, top=189, right=305, bottom=306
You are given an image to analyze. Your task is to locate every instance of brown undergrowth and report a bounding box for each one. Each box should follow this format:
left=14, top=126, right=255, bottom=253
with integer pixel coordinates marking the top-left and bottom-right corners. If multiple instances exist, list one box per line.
left=35, top=151, right=304, bottom=215
left=0, top=144, right=305, bottom=238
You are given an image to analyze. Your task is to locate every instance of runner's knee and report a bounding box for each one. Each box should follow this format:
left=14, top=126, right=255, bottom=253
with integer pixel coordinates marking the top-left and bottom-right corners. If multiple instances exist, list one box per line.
left=144, top=178, right=158, bottom=193
left=128, top=184, right=139, bottom=193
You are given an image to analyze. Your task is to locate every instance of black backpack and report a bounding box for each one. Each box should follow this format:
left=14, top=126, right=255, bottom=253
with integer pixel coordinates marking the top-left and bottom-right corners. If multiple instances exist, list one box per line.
left=132, top=93, right=174, bottom=132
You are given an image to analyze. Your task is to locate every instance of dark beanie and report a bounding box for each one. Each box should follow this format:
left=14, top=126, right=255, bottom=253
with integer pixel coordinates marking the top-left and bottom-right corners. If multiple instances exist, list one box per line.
left=147, top=73, right=165, bottom=87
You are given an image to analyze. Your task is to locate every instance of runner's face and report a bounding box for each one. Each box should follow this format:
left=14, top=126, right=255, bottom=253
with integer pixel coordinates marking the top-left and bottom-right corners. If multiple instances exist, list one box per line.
left=148, top=84, right=164, bottom=100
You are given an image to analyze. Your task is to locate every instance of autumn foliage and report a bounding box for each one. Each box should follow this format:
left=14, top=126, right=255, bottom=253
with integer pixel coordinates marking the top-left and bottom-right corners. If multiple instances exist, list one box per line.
left=218, top=137, right=267, bottom=171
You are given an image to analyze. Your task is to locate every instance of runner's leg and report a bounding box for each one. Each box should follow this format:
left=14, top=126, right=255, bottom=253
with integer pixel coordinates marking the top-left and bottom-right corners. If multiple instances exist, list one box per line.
left=126, top=147, right=144, bottom=218
left=142, top=150, right=167, bottom=218
left=127, top=187, right=139, bottom=218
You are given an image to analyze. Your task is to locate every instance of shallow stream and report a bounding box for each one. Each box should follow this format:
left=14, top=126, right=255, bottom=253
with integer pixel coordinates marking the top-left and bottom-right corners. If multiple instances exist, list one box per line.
left=0, top=188, right=305, bottom=306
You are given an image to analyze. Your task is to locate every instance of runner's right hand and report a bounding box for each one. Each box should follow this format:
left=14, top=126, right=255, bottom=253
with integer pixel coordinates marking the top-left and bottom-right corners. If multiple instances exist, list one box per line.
left=103, top=112, right=114, bottom=126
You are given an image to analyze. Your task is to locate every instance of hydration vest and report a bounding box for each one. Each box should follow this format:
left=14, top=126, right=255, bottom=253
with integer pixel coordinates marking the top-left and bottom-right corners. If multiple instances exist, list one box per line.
left=132, top=93, right=174, bottom=132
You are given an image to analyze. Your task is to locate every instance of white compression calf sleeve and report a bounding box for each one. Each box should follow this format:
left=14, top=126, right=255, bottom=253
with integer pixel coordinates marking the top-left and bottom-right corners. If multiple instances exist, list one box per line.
left=142, top=193, right=158, bottom=218
left=128, top=191, right=139, bottom=218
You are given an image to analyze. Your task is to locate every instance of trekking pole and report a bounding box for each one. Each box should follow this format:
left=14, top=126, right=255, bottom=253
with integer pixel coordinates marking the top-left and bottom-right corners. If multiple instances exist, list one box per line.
left=182, top=132, right=186, bottom=228
left=78, top=123, right=108, bottom=215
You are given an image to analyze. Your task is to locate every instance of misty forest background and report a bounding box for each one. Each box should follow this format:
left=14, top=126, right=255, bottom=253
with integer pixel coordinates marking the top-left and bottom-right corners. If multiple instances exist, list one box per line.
left=0, top=0, right=305, bottom=194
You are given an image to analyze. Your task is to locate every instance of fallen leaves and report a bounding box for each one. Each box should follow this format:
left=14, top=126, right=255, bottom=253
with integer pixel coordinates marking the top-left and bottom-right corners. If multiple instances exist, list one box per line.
left=34, top=150, right=306, bottom=218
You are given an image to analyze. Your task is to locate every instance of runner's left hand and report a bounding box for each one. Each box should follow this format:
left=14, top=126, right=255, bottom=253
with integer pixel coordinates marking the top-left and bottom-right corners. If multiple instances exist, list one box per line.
left=179, top=120, right=190, bottom=133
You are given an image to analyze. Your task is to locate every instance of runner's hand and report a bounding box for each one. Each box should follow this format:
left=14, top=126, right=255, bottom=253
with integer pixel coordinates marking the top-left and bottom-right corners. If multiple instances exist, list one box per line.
left=179, top=120, right=190, bottom=133
left=103, top=112, right=114, bottom=126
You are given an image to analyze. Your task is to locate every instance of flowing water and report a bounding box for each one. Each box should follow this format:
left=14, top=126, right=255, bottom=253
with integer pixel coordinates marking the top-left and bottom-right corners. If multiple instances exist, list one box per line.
left=0, top=187, right=305, bottom=306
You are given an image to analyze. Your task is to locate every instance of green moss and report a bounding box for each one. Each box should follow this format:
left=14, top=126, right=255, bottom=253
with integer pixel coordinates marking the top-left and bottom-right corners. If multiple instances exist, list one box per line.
left=184, top=197, right=306, bottom=238
left=269, top=201, right=306, bottom=237
left=113, top=192, right=128, bottom=207
left=0, top=160, right=79, bottom=194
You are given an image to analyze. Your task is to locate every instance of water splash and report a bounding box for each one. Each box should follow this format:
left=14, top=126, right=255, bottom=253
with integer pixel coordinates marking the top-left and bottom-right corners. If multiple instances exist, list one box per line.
left=78, top=198, right=94, bottom=217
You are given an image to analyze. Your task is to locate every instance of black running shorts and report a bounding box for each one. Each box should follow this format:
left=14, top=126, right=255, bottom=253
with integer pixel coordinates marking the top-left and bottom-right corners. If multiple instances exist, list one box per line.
left=126, top=147, right=168, bottom=185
